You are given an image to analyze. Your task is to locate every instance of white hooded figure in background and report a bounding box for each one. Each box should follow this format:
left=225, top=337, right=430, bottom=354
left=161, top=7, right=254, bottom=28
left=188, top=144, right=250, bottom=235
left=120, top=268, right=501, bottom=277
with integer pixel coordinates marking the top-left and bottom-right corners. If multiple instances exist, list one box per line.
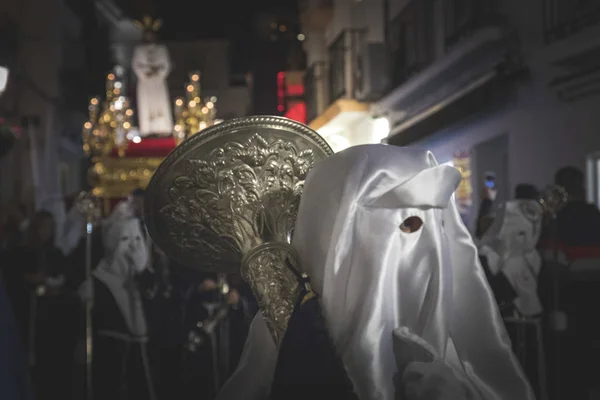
left=94, top=217, right=149, bottom=337
left=81, top=216, right=156, bottom=400
left=479, top=200, right=544, bottom=317
left=111, top=192, right=155, bottom=269
left=217, top=145, right=534, bottom=400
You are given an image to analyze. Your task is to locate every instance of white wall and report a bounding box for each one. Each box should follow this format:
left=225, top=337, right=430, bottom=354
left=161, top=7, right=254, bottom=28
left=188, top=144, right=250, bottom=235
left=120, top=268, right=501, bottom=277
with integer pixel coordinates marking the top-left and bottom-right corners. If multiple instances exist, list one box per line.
left=406, top=0, right=600, bottom=194
left=416, top=75, right=600, bottom=195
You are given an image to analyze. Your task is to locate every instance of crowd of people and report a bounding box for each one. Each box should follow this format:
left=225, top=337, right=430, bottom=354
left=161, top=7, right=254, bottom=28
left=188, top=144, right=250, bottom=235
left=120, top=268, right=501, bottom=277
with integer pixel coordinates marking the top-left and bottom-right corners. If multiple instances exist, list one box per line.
left=474, top=166, right=600, bottom=399
left=0, top=190, right=255, bottom=400
left=0, top=161, right=599, bottom=400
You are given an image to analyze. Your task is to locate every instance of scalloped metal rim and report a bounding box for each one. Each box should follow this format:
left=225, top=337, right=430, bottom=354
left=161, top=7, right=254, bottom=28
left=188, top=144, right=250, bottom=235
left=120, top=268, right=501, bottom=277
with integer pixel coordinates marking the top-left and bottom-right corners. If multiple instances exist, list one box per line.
left=144, top=116, right=333, bottom=258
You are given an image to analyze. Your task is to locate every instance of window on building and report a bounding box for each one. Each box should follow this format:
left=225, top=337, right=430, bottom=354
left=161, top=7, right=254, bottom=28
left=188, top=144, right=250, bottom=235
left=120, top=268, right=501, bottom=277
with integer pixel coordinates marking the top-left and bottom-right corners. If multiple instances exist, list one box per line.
left=327, top=30, right=364, bottom=103
left=388, top=0, right=435, bottom=89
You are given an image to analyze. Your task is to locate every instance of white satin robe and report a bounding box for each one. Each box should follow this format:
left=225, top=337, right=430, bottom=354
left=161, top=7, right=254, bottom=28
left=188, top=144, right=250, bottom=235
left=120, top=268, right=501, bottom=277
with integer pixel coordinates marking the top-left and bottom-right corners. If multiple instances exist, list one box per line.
left=132, top=44, right=174, bottom=136
left=217, top=145, right=535, bottom=400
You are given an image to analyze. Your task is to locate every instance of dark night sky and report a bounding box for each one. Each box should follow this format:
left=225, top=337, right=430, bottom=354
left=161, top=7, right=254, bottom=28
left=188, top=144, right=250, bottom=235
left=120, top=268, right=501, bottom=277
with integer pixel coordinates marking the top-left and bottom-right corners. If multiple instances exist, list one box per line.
left=114, top=0, right=300, bottom=114
left=116, top=0, right=297, bottom=39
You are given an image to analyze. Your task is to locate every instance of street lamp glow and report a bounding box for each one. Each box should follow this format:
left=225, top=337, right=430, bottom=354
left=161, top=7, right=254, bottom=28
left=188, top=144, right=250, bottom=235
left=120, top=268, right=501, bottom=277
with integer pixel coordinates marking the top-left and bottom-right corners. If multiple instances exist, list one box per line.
left=372, top=117, right=389, bottom=143
left=297, top=33, right=305, bottom=41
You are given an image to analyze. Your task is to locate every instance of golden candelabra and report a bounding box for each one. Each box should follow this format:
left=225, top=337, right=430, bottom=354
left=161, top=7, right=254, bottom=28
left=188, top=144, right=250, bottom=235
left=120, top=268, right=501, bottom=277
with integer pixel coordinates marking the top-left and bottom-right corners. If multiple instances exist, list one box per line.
left=82, top=70, right=134, bottom=158
left=173, top=71, right=220, bottom=144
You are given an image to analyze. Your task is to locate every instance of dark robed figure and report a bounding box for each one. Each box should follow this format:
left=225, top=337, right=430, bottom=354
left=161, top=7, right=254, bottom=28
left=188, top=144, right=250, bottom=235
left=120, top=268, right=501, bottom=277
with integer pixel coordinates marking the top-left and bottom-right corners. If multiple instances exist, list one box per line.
left=83, top=216, right=156, bottom=400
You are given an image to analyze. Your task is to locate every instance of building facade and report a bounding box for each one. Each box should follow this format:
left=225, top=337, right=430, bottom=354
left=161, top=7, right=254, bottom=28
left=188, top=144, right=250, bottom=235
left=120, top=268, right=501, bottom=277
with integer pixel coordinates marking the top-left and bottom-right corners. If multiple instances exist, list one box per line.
left=301, top=0, right=600, bottom=226
left=0, top=0, right=95, bottom=209
left=300, top=0, right=390, bottom=152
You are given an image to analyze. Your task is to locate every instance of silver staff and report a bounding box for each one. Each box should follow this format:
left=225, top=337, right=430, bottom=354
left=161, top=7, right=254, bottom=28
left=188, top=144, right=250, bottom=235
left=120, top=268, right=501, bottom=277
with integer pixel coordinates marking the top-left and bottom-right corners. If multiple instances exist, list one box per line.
left=76, top=191, right=101, bottom=400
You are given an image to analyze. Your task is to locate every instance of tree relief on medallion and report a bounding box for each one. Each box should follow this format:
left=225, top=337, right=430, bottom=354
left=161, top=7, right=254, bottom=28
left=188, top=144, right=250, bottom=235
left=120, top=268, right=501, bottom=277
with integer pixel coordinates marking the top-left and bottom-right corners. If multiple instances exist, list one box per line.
left=159, top=133, right=316, bottom=272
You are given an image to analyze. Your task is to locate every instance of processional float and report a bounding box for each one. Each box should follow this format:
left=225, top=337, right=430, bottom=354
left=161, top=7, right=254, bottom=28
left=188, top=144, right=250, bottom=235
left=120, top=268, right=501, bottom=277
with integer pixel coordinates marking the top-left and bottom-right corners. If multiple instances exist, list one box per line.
left=80, top=60, right=223, bottom=397
left=144, top=116, right=333, bottom=356
left=82, top=69, right=220, bottom=215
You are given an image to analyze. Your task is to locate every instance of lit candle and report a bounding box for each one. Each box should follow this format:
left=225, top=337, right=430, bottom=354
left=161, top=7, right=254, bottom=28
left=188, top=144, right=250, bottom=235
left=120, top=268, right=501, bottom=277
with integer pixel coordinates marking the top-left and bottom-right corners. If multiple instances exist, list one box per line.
left=174, top=97, right=184, bottom=114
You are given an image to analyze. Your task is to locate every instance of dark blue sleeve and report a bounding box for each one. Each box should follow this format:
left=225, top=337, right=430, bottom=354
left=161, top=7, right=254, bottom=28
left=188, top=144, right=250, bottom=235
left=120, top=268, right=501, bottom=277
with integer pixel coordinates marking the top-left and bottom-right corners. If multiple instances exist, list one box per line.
left=269, top=295, right=358, bottom=400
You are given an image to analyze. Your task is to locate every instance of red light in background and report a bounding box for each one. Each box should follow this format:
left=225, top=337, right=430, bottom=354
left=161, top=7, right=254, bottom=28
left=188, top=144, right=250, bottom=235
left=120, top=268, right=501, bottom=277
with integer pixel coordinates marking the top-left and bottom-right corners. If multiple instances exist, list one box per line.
left=286, top=84, right=304, bottom=97
left=277, top=72, right=305, bottom=115
left=284, top=102, right=306, bottom=124
left=277, top=71, right=285, bottom=113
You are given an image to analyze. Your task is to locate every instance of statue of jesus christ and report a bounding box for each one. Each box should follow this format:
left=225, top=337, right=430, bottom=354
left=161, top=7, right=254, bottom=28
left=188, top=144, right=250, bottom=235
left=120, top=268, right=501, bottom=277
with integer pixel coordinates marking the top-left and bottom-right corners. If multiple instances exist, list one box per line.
left=132, top=17, right=174, bottom=137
